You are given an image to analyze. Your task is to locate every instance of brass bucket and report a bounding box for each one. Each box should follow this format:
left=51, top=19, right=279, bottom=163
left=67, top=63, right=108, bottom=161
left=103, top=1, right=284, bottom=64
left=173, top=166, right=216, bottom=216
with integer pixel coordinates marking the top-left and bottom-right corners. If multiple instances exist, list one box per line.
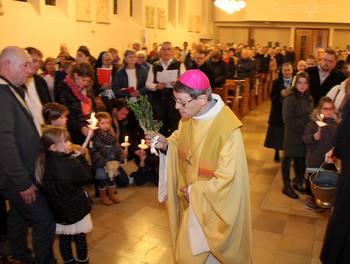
left=310, top=168, right=339, bottom=208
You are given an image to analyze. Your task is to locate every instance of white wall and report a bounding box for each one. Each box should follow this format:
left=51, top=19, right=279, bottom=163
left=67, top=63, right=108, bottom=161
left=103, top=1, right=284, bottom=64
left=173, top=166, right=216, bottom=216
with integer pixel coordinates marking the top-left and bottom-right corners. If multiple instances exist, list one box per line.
left=220, top=28, right=249, bottom=44
left=333, top=30, right=350, bottom=51
left=0, top=0, right=218, bottom=58
left=251, top=27, right=290, bottom=47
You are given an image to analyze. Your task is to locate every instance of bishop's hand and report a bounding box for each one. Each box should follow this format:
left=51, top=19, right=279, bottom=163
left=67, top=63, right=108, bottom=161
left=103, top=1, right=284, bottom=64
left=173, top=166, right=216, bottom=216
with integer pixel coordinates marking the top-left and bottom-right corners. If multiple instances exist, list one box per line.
left=145, top=133, right=168, bottom=151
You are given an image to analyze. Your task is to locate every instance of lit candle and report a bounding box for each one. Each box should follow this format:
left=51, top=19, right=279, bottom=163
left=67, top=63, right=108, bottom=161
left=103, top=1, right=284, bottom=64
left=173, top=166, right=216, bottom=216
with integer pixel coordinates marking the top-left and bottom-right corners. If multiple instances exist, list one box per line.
left=138, top=139, right=148, bottom=156
left=320, top=114, right=324, bottom=122
left=82, top=112, right=98, bottom=149
left=121, top=136, right=131, bottom=165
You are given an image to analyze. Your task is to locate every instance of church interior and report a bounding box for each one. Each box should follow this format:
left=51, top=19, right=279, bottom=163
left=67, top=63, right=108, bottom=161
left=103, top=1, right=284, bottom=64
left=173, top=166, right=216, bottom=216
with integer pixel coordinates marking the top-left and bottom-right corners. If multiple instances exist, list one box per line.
left=0, top=0, right=349, bottom=263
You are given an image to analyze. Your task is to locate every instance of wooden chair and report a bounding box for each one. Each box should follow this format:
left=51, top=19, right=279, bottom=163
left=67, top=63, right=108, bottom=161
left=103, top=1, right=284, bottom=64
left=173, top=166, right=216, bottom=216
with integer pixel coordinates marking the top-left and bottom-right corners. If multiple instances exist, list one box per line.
left=222, top=79, right=241, bottom=118
left=236, top=78, right=250, bottom=116
left=257, top=74, right=264, bottom=104
left=249, top=77, right=256, bottom=110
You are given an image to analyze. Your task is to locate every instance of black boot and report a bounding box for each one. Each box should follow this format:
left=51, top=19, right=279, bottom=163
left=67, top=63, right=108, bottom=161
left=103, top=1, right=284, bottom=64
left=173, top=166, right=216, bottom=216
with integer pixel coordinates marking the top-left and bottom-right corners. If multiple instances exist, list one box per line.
left=77, top=258, right=89, bottom=264
left=64, top=259, right=77, bottom=264
left=274, top=149, right=280, bottom=162
left=282, top=181, right=299, bottom=199
left=292, top=175, right=306, bottom=194
left=292, top=182, right=306, bottom=194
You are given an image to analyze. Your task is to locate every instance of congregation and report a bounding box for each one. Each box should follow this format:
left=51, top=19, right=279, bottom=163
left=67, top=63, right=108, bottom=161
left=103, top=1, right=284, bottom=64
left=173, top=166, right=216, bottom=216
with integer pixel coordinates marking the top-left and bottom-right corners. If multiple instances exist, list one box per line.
left=0, top=39, right=350, bottom=264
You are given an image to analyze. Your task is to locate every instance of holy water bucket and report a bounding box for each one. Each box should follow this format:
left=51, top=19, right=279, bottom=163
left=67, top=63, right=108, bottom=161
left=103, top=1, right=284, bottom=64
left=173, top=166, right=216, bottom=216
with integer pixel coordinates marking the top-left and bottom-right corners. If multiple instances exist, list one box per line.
left=310, top=170, right=339, bottom=208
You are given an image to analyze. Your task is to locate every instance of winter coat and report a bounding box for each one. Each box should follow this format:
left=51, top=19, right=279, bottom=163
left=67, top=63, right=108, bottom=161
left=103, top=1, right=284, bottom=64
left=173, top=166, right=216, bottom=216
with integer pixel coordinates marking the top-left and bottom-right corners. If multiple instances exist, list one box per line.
left=205, top=59, right=228, bottom=88
left=111, top=63, right=148, bottom=99
left=306, top=66, right=345, bottom=106
left=90, top=133, right=124, bottom=168
left=282, top=89, right=314, bottom=157
left=268, top=76, right=294, bottom=127
left=302, top=109, right=338, bottom=168
left=55, top=81, right=95, bottom=145
left=40, top=151, right=92, bottom=225
left=236, top=58, right=255, bottom=80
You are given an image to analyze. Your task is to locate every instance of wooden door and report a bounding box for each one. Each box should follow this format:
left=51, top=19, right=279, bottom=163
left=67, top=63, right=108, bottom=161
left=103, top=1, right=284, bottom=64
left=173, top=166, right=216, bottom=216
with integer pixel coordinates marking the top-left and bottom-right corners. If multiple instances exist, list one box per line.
left=295, top=29, right=329, bottom=63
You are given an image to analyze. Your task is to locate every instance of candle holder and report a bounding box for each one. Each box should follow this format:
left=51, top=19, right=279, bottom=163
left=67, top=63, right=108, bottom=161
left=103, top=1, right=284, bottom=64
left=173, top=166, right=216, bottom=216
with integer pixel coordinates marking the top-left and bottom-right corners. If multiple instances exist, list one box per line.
left=82, top=112, right=98, bottom=149
left=121, top=136, right=130, bottom=165
left=138, top=139, right=148, bottom=156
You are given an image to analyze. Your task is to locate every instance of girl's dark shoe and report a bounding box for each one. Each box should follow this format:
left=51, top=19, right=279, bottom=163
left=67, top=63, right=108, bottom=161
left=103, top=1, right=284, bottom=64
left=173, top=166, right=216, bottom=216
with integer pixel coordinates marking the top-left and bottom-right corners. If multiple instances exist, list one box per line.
left=282, top=186, right=299, bottom=199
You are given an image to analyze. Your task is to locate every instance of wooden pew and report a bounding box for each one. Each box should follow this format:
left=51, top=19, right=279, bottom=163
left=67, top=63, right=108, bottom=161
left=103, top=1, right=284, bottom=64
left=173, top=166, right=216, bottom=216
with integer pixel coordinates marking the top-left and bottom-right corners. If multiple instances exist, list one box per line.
left=257, top=74, right=264, bottom=104
left=235, top=78, right=250, bottom=116
left=263, top=74, right=269, bottom=101
left=214, top=81, right=241, bottom=118
left=249, top=77, right=256, bottom=110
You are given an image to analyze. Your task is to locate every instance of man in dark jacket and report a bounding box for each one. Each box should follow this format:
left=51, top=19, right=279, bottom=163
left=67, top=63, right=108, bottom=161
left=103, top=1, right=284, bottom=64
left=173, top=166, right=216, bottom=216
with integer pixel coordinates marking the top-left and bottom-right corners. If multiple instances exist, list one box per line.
left=188, top=51, right=215, bottom=89
left=0, top=46, right=56, bottom=264
left=236, top=49, right=255, bottom=80
left=25, top=47, right=52, bottom=104
left=306, top=49, right=345, bottom=106
left=205, top=49, right=228, bottom=88
left=146, top=41, right=186, bottom=137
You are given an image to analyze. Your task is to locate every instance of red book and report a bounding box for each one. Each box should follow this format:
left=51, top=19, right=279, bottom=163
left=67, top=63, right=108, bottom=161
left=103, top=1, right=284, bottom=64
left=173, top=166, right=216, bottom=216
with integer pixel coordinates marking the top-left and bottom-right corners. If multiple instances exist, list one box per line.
left=97, top=68, right=111, bottom=84
left=120, top=86, right=136, bottom=93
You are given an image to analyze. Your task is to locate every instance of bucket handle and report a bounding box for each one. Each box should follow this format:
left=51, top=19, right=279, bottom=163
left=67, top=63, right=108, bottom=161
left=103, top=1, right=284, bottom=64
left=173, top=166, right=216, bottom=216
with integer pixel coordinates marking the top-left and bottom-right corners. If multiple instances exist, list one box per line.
left=314, top=161, right=328, bottom=182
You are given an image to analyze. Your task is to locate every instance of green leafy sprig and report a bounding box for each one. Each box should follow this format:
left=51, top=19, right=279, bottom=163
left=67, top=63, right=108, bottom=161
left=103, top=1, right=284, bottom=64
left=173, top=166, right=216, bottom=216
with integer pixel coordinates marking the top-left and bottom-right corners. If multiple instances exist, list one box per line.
left=126, top=95, right=163, bottom=134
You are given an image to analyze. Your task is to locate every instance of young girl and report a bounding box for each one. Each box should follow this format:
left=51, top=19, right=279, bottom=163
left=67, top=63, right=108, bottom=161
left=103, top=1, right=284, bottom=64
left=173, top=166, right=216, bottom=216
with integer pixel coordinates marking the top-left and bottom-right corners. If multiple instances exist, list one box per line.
left=302, top=96, right=339, bottom=212
left=36, top=127, right=92, bottom=264
left=90, top=112, right=127, bottom=205
left=281, top=71, right=314, bottom=199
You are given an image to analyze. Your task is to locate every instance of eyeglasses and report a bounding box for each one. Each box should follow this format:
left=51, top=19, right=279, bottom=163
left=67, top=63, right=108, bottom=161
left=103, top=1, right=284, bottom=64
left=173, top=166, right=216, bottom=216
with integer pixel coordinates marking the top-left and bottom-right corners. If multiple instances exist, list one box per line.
left=321, top=107, right=334, bottom=111
left=172, top=95, right=199, bottom=107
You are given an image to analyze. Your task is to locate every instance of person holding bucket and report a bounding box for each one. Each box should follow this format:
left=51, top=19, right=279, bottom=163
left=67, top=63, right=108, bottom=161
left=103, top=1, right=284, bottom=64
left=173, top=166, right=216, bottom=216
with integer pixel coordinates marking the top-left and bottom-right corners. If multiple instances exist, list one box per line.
left=281, top=71, right=314, bottom=199
left=302, top=96, right=339, bottom=212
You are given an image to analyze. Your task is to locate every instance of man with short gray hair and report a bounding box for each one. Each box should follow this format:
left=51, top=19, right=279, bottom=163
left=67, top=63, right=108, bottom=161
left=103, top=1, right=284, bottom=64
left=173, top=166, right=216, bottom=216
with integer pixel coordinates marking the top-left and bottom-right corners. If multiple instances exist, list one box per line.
left=146, top=41, right=186, bottom=137
left=0, top=46, right=56, bottom=264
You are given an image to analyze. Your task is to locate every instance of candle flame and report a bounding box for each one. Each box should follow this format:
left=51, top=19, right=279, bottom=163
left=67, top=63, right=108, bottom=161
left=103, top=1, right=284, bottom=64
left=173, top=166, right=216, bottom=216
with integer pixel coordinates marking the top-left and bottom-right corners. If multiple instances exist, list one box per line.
left=141, top=139, right=145, bottom=144
left=125, top=136, right=129, bottom=143
left=91, top=112, right=97, bottom=126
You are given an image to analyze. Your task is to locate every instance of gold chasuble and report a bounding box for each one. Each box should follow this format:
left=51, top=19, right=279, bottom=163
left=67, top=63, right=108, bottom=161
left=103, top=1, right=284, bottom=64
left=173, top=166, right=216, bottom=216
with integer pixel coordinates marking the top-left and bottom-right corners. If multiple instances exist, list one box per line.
left=160, top=94, right=252, bottom=264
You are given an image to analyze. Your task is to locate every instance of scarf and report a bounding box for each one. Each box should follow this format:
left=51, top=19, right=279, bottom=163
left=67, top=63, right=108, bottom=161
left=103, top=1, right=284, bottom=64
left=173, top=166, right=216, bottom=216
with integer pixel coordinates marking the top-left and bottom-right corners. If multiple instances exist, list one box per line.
left=222, top=57, right=230, bottom=64
left=44, top=70, right=54, bottom=76
left=64, top=75, right=92, bottom=116
left=283, top=77, right=292, bottom=89
left=95, top=129, right=116, bottom=145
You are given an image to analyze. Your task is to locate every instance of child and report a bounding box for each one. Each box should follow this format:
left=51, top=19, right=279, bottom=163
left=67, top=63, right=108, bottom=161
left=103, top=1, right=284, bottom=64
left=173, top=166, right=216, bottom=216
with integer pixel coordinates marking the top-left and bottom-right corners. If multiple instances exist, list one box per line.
left=90, top=112, right=128, bottom=205
left=131, top=149, right=159, bottom=186
left=281, top=71, right=314, bottom=199
left=302, top=96, right=339, bottom=212
left=35, top=127, right=92, bottom=264
left=43, top=102, right=69, bottom=127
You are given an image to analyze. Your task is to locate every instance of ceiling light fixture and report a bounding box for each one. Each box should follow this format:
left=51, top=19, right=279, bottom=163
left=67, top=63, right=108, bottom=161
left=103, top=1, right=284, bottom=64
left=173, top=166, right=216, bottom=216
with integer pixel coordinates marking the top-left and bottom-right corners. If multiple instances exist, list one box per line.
left=214, top=0, right=246, bottom=14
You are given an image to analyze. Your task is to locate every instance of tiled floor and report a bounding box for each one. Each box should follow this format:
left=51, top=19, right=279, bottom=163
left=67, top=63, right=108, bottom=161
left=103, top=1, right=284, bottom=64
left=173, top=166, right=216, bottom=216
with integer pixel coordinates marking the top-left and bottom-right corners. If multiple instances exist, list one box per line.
left=51, top=100, right=330, bottom=264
